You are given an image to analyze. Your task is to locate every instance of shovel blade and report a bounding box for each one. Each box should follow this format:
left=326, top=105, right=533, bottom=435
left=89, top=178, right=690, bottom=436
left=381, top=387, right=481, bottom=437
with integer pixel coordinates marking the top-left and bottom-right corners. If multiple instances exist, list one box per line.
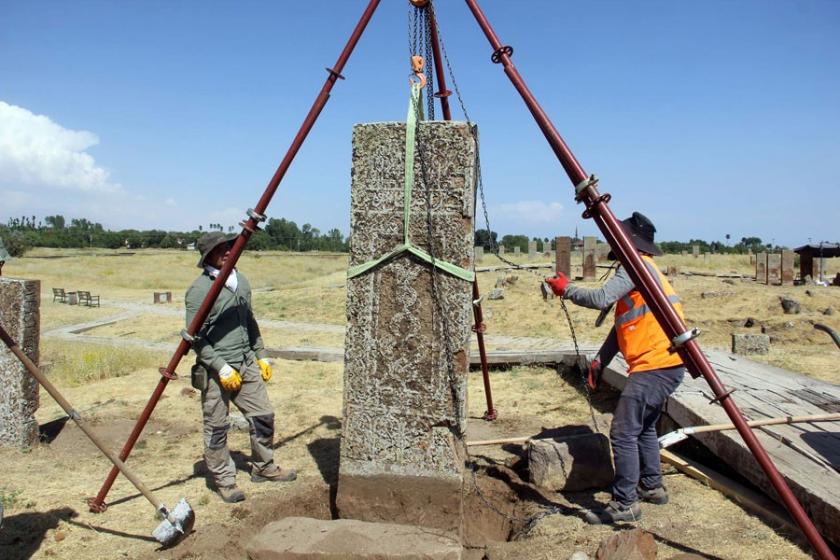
left=152, top=498, right=195, bottom=548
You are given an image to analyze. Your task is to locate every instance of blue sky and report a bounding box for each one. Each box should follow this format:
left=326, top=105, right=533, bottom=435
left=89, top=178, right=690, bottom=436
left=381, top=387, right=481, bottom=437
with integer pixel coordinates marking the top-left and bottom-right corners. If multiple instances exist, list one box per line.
left=1, top=1, right=838, bottom=247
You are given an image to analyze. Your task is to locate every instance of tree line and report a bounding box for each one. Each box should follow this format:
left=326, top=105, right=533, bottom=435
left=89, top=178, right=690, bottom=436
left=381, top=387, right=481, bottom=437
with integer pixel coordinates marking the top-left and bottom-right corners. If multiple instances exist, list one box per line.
left=0, top=215, right=348, bottom=256
left=0, top=215, right=790, bottom=259
left=474, top=230, right=788, bottom=255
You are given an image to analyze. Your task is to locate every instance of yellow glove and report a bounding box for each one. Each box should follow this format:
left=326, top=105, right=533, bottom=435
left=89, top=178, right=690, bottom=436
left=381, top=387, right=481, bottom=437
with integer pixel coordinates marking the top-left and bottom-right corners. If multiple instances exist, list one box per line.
left=257, top=358, right=272, bottom=382
left=218, top=364, right=242, bottom=392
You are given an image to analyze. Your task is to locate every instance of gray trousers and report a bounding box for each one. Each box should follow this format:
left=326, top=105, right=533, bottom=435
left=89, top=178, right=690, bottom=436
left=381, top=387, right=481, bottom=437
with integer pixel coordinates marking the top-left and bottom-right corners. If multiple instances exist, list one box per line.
left=610, top=366, right=684, bottom=505
left=202, top=356, right=275, bottom=487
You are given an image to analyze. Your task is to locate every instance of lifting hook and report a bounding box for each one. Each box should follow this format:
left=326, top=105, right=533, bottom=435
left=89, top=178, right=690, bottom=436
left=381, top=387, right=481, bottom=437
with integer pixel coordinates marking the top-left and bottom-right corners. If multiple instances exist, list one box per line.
left=410, top=54, right=427, bottom=89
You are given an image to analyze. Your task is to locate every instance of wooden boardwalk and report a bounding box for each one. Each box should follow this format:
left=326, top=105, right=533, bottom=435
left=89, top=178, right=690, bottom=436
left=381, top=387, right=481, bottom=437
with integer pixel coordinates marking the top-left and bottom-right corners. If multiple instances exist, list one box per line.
left=603, top=350, right=840, bottom=547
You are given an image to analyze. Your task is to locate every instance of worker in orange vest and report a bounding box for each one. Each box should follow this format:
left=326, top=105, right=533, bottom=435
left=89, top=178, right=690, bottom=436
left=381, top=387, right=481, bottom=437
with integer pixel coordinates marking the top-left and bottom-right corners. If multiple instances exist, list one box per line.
left=545, top=212, right=685, bottom=524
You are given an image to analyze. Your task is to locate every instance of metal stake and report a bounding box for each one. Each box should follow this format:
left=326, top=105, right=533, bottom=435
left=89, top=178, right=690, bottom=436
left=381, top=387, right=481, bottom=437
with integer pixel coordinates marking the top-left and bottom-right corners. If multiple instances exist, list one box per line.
left=463, top=1, right=835, bottom=558
left=89, top=0, right=383, bottom=513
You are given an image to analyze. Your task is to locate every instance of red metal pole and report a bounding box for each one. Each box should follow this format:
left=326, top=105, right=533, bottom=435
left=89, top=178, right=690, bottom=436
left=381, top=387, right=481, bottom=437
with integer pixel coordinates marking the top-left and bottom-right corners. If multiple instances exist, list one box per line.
left=427, top=3, right=452, bottom=121
left=88, top=0, right=382, bottom=513
left=472, top=280, right=497, bottom=420
left=427, top=1, right=496, bottom=420
left=463, top=1, right=835, bottom=558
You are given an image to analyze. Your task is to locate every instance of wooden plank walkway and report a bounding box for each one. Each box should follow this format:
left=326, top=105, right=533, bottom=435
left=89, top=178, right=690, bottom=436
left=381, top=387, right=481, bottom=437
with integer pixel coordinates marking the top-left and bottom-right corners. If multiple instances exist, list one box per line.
left=602, top=349, right=840, bottom=547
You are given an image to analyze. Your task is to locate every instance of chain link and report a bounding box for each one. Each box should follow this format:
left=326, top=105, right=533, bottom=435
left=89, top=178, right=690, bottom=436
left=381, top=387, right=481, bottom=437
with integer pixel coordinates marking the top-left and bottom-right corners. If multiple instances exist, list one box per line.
left=407, top=1, right=602, bottom=532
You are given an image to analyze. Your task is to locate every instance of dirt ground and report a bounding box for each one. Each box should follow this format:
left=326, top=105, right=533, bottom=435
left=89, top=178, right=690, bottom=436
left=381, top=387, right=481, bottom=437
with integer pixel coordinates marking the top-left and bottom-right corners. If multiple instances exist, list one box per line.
left=0, top=249, right=837, bottom=559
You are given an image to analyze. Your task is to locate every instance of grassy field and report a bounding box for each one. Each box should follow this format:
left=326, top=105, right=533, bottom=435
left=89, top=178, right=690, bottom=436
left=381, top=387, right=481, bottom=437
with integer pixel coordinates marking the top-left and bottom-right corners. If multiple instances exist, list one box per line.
left=0, top=248, right=837, bottom=559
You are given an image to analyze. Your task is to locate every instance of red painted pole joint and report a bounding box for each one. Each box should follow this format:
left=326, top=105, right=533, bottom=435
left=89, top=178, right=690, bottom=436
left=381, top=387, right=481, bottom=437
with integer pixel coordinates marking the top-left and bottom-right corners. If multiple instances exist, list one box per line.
left=463, top=1, right=835, bottom=558
left=88, top=0, right=383, bottom=513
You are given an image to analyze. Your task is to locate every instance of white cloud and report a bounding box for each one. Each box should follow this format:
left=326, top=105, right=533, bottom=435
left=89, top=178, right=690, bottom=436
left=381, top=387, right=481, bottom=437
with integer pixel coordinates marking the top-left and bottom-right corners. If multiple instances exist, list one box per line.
left=494, top=200, right=565, bottom=225
left=164, top=198, right=177, bottom=207
left=0, top=101, right=121, bottom=193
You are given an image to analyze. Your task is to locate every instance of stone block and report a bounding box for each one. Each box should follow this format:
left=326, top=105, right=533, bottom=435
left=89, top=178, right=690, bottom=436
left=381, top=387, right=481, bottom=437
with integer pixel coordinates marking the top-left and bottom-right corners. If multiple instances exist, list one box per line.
left=555, top=236, right=571, bottom=277
left=340, top=121, right=475, bottom=538
left=473, top=246, right=483, bottom=262
left=692, top=245, right=699, bottom=258
left=595, top=528, right=657, bottom=560
left=497, top=245, right=504, bottom=255
left=528, top=240, right=537, bottom=260
left=731, top=333, right=770, bottom=355
left=487, top=288, right=504, bottom=300
left=246, top=517, right=461, bottom=560
left=582, top=236, right=597, bottom=281
left=513, top=246, right=520, bottom=255
left=528, top=433, right=613, bottom=491
left=0, top=278, right=40, bottom=448
left=767, top=253, right=781, bottom=285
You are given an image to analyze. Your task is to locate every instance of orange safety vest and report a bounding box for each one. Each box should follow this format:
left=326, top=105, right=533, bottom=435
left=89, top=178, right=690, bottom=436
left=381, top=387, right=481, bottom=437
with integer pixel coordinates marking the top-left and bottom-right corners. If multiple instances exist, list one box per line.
left=614, top=256, right=685, bottom=374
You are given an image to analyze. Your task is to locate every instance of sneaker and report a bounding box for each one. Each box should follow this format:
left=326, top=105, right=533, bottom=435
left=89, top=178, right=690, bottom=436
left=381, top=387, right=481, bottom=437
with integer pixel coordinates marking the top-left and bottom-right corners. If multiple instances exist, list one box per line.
left=217, top=485, right=246, bottom=503
left=250, top=465, right=297, bottom=483
left=583, top=500, right=641, bottom=525
left=638, top=485, right=668, bottom=505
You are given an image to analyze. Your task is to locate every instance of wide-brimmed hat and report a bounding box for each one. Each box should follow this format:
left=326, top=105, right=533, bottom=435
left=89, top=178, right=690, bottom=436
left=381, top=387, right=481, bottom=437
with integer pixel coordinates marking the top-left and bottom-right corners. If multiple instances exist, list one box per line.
left=196, top=232, right=235, bottom=268
left=608, top=211, right=661, bottom=258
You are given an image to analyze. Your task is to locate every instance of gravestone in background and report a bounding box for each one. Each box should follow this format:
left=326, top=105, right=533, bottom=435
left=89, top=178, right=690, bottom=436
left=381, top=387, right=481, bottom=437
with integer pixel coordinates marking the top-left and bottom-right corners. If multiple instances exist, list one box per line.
left=781, top=250, right=795, bottom=286
left=767, top=253, right=781, bottom=285
left=582, top=236, right=597, bottom=281
left=756, top=252, right=767, bottom=284
left=555, top=236, right=571, bottom=277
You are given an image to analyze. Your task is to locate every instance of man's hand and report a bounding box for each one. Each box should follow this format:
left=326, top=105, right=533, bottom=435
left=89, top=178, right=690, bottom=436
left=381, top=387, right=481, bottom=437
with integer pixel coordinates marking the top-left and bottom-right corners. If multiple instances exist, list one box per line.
left=545, top=273, right=569, bottom=297
left=257, top=358, right=272, bottom=382
left=218, top=364, right=242, bottom=392
left=587, top=357, right=602, bottom=392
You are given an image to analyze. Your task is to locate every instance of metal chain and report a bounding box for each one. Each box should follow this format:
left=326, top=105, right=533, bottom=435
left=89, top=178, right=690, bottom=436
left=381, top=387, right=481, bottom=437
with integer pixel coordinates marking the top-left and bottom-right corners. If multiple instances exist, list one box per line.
left=432, top=9, right=602, bottom=434
left=413, top=88, right=462, bottom=431
left=423, top=10, right=435, bottom=120
left=408, top=2, right=594, bottom=532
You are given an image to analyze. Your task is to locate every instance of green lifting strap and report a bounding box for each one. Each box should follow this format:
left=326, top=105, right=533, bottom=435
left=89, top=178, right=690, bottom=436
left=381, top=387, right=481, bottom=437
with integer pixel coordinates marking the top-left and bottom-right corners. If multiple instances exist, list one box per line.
left=347, top=83, right=475, bottom=283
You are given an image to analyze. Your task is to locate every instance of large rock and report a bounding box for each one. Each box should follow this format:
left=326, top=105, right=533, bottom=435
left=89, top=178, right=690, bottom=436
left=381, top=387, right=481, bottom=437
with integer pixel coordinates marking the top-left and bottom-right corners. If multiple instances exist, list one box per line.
left=339, top=121, right=476, bottom=538
left=779, top=296, right=801, bottom=314
left=0, top=278, right=40, bottom=448
left=528, top=433, right=613, bottom=491
left=246, top=517, right=461, bottom=560
left=594, top=528, right=657, bottom=560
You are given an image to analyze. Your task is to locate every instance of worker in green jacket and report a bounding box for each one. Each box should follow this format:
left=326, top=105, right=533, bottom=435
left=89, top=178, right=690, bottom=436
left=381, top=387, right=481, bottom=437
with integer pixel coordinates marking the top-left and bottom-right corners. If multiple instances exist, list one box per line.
left=186, top=232, right=296, bottom=503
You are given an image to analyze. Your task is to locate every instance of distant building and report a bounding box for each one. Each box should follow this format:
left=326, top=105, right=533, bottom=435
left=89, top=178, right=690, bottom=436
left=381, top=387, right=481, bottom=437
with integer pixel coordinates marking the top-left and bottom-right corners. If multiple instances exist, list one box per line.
left=794, top=243, right=840, bottom=283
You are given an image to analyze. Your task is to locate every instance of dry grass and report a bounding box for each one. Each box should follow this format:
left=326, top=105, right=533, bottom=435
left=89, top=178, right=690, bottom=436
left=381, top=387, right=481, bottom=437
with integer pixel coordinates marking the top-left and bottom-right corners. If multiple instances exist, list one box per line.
left=0, top=249, right=836, bottom=559
left=41, top=340, right=171, bottom=387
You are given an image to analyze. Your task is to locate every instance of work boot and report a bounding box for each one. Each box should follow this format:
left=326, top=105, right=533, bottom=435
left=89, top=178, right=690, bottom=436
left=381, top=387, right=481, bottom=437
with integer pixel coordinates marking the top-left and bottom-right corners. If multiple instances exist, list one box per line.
left=217, top=485, right=246, bottom=503
left=638, top=484, right=669, bottom=505
left=251, top=465, right=297, bottom=483
left=583, top=500, right=641, bottom=525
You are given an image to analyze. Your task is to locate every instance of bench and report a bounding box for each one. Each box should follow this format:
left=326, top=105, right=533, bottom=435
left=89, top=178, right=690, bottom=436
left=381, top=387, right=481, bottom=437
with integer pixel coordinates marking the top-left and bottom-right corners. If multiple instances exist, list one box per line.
left=77, top=290, right=100, bottom=307
left=52, top=288, right=67, bottom=303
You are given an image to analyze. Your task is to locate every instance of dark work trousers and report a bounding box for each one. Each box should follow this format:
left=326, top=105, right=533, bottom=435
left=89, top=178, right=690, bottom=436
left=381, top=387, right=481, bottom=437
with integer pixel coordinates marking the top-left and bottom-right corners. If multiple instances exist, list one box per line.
left=610, top=366, right=685, bottom=505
